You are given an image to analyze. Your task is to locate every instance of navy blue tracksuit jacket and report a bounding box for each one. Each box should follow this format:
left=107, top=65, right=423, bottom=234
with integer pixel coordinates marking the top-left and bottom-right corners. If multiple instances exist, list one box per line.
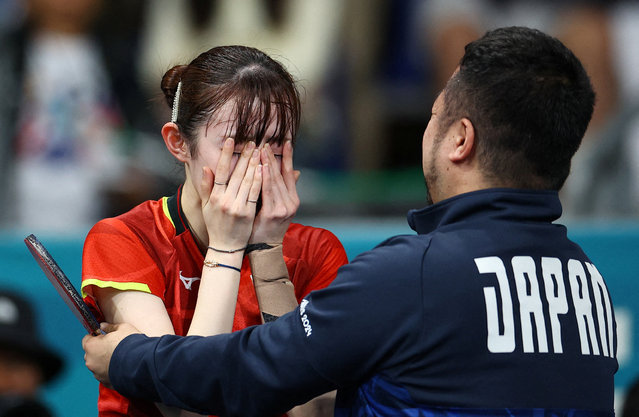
left=109, top=189, right=618, bottom=417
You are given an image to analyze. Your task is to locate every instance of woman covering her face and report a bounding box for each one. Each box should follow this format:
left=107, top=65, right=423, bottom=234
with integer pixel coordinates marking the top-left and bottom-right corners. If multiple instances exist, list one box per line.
left=80, top=45, right=347, bottom=417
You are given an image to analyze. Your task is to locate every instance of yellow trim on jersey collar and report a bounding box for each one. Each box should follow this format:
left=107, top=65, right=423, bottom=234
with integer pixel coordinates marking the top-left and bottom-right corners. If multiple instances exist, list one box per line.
left=162, top=196, right=175, bottom=229
left=164, top=187, right=188, bottom=235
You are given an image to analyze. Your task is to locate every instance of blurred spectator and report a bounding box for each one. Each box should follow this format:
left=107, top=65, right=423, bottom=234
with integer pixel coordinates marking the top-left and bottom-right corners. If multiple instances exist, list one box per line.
left=419, top=0, right=639, bottom=219
left=0, top=289, right=63, bottom=417
left=341, top=0, right=431, bottom=171
left=0, top=0, right=25, bottom=32
left=557, top=2, right=639, bottom=218
left=420, top=0, right=564, bottom=94
left=0, top=0, right=174, bottom=233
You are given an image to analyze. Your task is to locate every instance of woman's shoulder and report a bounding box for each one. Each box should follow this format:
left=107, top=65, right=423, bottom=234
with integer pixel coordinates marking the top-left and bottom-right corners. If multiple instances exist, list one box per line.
left=285, top=222, right=342, bottom=246
left=283, top=222, right=347, bottom=267
left=88, top=198, right=169, bottom=242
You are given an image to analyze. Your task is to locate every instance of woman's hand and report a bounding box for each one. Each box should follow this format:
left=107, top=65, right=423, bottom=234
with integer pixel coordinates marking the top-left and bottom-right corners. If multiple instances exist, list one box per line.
left=250, top=140, right=300, bottom=244
left=199, top=138, right=262, bottom=250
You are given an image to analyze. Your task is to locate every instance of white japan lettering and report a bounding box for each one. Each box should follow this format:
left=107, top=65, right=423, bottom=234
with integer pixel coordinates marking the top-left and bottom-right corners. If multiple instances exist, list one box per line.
left=568, top=259, right=600, bottom=355
left=586, top=263, right=614, bottom=357
left=541, top=257, right=568, bottom=353
left=474, top=257, right=515, bottom=353
left=475, top=256, right=615, bottom=357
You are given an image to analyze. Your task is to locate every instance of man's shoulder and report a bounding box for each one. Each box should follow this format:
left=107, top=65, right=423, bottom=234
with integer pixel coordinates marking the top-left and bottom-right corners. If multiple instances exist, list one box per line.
left=344, top=234, right=433, bottom=280
left=373, top=233, right=434, bottom=257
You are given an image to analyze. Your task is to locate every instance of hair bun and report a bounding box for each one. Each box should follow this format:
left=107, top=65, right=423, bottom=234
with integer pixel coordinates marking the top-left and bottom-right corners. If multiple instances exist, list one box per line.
left=161, top=65, right=188, bottom=107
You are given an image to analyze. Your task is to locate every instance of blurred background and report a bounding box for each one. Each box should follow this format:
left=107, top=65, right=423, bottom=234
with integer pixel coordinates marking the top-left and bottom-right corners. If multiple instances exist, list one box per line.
left=0, top=0, right=638, bottom=415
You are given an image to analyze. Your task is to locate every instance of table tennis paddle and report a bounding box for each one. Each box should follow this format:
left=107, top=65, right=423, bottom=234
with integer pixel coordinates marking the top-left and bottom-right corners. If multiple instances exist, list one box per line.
left=24, top=234, right=102, bottom=335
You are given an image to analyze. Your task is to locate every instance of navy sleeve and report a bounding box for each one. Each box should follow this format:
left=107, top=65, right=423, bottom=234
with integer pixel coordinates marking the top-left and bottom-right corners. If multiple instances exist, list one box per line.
left=110, top=235, right=428, bottom=415
left=296, top=236, right=428, bottom=384
left=110, top=318, right=335, bottom=417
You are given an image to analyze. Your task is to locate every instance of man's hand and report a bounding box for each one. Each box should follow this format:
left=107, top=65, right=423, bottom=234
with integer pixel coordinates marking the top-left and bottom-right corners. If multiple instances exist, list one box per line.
left=82, top=322, right=140, bottom=387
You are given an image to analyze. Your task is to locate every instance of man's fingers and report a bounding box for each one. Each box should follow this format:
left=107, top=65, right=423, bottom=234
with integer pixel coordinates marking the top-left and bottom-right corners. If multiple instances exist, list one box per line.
left=81, top=334, right=92, bottom=350
left=294, top=170, right=301, bottom=184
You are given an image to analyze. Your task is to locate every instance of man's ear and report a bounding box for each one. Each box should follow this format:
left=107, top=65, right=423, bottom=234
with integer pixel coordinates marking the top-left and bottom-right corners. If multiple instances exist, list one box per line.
left=449, top=118, right=475, bottom=163
left=162, top=122, right=189, bottom=163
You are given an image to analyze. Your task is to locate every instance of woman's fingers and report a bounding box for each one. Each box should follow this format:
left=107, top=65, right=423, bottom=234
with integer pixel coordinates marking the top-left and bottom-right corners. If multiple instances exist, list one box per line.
left=248, top=164, right=262, bottom=207
left=199, top=165, right=214, bottom=203
left=258, top=143, right=299, bottom=218
left=248, top=142, right=299, bottom=244
left=203, top=140, right=261, bottom=250
left=235, top=147, right=261, bottom=205
left=226, top=141, right=256, bottom=196
left=211, top=139, right=262, bottom=214
left=281, top=140, right=297, bottom=192
left=260, top=157, right=273, bottom=212
left=268, top=142, right=299, bottom=209
left=212, top=138, right=235, bottom=196
left=271, top=141, right=297, bottom=204
left=260, top=145, right=284, bottom=211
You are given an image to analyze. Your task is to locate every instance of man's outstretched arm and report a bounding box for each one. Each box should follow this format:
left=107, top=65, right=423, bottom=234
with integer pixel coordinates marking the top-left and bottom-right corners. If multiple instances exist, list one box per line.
left=83, top=242, right=423, bottom=416
left=83, top=311, right=336, bottom=417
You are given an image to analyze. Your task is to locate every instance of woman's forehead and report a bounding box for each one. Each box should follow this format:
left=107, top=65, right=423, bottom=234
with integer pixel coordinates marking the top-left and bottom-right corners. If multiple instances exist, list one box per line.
left=209, top=101, right=238, bottom=129
left=206, top=101, right=291, bottom=144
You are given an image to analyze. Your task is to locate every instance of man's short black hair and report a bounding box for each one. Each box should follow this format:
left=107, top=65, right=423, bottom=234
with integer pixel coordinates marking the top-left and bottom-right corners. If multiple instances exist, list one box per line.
left=441, top=26, right=595, bottom=190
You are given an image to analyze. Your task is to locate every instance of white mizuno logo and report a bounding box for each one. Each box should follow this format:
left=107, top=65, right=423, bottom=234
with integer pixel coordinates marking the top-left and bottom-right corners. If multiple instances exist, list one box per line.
left=179, top=272, right=200, bottom=290
left=299, top=299, right=312, bottom=337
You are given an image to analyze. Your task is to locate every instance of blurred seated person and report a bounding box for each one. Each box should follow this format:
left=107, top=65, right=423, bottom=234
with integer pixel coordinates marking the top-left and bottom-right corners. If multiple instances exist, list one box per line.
left=420, top=0, right=639, bottom=218
left=0, top=289, right=64, bottom=416
left=0, top=0, right=173, bottom=232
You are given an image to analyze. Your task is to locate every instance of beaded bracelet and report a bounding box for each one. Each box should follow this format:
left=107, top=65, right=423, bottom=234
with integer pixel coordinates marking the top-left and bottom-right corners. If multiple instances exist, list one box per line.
left=203, top=260, right=241, bottom=273
left=207, top=245, right=247, bottom=253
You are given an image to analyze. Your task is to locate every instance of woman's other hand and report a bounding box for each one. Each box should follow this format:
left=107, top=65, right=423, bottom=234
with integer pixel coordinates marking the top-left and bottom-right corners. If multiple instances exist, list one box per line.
left=250, top=140, right=299, bottom=244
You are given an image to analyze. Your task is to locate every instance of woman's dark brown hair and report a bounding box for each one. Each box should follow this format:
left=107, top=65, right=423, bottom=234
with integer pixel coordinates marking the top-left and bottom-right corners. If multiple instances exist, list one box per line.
left=161, top=45, right=301, bottom=156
